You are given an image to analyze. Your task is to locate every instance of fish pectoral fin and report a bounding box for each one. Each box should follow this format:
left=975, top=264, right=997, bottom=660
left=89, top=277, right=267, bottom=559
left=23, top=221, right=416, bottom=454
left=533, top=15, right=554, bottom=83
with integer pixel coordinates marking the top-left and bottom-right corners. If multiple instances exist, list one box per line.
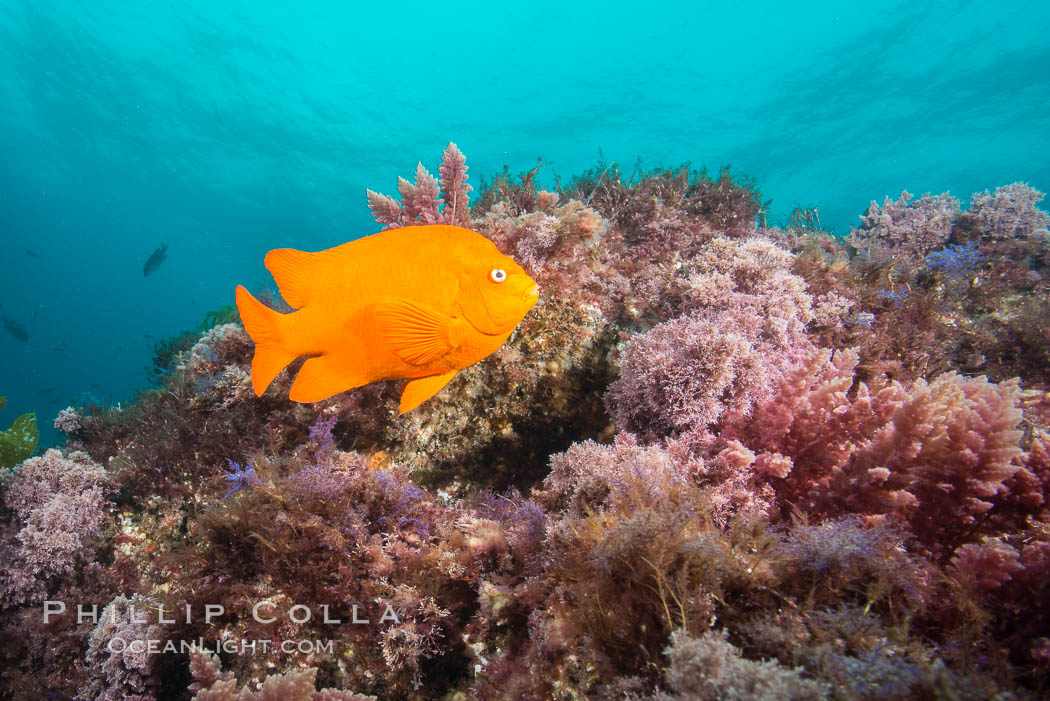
left=399, top=371, right=458, bottom=414
left=373, top=299, right=458, bottom=366
left=289, top=355, right=364, bottom=403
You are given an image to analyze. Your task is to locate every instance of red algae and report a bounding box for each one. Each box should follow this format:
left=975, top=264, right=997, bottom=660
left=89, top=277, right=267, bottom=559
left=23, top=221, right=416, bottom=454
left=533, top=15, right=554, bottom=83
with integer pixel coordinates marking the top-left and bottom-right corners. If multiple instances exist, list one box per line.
left=3, top=147, right=1049, bottom=700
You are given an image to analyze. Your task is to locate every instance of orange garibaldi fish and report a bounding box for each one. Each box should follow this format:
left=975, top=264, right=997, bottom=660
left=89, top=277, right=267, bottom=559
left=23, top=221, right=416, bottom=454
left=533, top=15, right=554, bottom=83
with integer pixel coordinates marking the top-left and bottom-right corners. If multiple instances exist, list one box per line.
left=235, top=224, right=539, bottom=414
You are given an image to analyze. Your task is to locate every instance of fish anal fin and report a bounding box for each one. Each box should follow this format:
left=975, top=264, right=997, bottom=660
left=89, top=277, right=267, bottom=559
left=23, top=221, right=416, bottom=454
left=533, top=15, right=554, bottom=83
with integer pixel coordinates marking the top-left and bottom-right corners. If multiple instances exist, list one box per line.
left=399, top=371, right=458, bottom=414
left=373, top=299, right=456, bottom=366
left=264, top=248, right=320, bottom=309
left=290, top=355, right=363, bottom=403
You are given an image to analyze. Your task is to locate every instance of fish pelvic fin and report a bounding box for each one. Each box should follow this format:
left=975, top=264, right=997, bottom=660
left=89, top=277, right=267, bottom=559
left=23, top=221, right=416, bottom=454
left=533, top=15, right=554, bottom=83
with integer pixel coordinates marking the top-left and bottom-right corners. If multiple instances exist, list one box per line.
left=235, top=285, right=298, bottom=396
left=399, top=371, right=458, bottom=414
left=264, top=248, right=318, bottom=309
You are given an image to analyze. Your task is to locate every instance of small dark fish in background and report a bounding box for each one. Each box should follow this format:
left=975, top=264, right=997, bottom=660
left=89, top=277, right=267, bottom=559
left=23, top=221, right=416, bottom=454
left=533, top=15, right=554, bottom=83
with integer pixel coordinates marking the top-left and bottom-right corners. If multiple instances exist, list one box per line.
left=25, top=249, right=39, bottom=258
left=2, top=317, right=28, bottom=342
left=143, top=242, right=168, bottom=276
left=37, top=387, right=56, bottom=396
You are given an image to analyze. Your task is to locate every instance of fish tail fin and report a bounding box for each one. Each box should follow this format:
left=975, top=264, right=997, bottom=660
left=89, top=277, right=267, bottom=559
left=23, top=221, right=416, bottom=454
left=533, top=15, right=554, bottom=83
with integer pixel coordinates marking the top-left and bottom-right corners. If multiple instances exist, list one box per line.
left=235, top=285, right=298, bottom=396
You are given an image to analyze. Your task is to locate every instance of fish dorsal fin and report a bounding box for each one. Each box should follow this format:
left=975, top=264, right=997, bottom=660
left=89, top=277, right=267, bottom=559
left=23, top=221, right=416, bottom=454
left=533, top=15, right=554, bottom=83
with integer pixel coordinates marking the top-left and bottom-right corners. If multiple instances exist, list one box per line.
left=373, top=299, right=459, bottom=366
left=264, top=248, right=319, bottom=309
left=400, top=371, right=458, bottom=413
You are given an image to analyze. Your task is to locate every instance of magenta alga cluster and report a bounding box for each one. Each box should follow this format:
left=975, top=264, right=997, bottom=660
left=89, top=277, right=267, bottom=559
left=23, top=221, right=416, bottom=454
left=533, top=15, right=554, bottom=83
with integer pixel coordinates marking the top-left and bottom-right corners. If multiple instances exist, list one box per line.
left=0, top=449, right=113, bottom=607
left=2, top=147, right=1049, bottom=699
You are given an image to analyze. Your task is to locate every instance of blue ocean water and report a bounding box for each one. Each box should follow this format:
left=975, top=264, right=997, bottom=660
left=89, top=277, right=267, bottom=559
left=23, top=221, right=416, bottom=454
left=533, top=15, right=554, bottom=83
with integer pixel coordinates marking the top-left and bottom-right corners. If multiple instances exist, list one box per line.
left=1, top=0, right=1047, bottom=448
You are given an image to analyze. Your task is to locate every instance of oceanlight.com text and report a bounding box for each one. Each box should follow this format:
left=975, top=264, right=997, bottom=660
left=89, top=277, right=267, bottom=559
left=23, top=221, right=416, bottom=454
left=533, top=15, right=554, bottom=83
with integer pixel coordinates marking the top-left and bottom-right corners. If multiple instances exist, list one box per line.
left=108, top=638, right=336, bottom=656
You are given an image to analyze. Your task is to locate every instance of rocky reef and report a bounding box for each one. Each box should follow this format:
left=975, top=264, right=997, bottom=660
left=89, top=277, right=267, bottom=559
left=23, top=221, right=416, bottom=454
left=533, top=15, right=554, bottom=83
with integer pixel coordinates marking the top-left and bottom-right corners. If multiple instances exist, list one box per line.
left=2, top=144, right=1049, bottom=699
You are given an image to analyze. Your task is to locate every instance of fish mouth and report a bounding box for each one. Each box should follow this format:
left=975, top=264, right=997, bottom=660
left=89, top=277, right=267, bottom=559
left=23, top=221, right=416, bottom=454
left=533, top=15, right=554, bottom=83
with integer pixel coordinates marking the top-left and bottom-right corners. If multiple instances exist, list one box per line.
left=524, top=284, right=539, bottom=300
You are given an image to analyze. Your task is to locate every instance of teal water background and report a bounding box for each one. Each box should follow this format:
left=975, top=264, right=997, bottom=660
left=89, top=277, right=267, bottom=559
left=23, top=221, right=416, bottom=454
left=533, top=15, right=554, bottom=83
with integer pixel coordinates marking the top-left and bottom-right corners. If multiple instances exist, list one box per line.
left=1, top=0, right=1047, bottom=447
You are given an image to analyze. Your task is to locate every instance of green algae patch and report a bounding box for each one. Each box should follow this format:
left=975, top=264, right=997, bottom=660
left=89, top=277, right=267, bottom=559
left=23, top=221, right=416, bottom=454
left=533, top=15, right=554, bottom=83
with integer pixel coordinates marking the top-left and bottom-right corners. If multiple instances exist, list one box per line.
left=0, top=396, right=38, bottom=469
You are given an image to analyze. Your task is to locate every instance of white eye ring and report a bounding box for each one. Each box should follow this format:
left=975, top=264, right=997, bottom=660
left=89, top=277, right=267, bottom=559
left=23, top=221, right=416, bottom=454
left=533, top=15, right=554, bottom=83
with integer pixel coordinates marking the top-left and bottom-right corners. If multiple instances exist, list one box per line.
left=490, top=268, right=507, bottom=283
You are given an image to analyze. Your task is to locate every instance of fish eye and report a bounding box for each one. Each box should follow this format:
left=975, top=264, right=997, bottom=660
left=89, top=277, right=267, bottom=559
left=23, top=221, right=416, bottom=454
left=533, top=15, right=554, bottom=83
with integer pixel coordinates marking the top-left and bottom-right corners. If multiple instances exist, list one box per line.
left=489, top=268, right=507, bottom=283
